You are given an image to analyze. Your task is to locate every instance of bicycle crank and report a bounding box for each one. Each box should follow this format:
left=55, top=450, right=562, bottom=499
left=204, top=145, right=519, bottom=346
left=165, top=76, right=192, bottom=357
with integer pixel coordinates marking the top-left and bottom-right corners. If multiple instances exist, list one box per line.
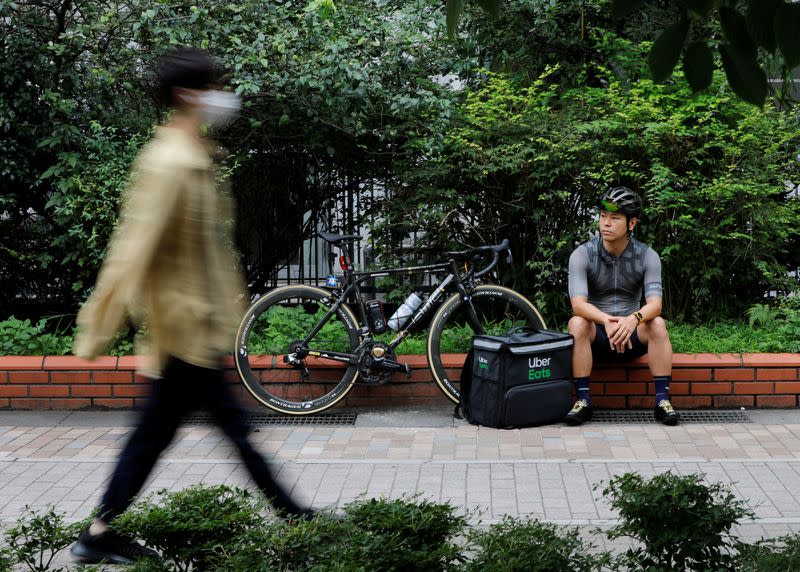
left=356, top=341, right=411, bottom=385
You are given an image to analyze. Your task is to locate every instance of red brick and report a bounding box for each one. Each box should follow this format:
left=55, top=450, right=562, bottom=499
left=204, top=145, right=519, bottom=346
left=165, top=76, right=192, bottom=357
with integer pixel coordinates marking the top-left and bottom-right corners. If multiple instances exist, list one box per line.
left=673, top=354, right=742, bottom=367
left=238, top=392, right=261, bottom=409
left=605, top=382, right=647, bottom=395
left=439, top=354, right=467, bottom=368
left=591, top=396, right=626, bottom=409
left=72, top=385, right=112, bottom=398
left=223, top=370, right=241, bottom=384
left=628, top=368, right=656, bottom=382
left=671, top=396, right=712, bottom=409
left=408, top=370, right=435, bottom=383
left=756, top=395, right=797, bottom=408
left=588, top=381, right=606, bottom=395
left=116, top=356, right=141, bottom=370
left=591, top=368, right=627, bottom=382
left=113, top=385, right=150, bottom=398
left=0, top=386, right=28, bottom=397
left=30, top=385, right=69, bottom=398
left=43, top=356, right=118, bottom=370
left=9, top=371, right=49, bottom=384
left=741, top=354, right=800, bottom=367
left=691, top=382, right=731, bottom=395
left=627, top=396, right=654, bottom=409
left=51, top=371, right=91, bottom=384
left=757, top=368, right=799, bottom=381
left=0, top=356, right=44, bottom=370
left=402, top=355, right=430, bottom=368
left=91, top=372, right=133, bottom=384
left=672, top=368, right=713, bottom=382
left=667, top=382, right=690, bottom=395
left=775, top=382, right=800, bottom=394
left=734, top=382, right=775, bottom=395
left=51, top=398, right=91, bottom=409
left=134, top=374, right=153, bottom=385
left=714, top=395, right=754, bottom=408
left=715, top=369, right=755, bottom=381
left=0, top=398, right=8, bottom=408
left=93, top=398, right=134, bottom=408
left=9, top=398, right=50, bottom=410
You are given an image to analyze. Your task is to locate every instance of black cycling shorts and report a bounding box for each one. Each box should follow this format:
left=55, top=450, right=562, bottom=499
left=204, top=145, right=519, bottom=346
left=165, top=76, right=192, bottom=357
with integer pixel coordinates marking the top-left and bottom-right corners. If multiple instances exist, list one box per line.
left=591, top=323, right=647, bottom=363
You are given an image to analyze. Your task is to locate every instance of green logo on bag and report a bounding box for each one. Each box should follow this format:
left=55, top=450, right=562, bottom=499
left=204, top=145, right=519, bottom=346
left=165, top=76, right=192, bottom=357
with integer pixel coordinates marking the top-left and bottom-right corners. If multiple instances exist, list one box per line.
left=478, top=356, right=489, bottom=369
left=528, top=356, right=552, bottom=381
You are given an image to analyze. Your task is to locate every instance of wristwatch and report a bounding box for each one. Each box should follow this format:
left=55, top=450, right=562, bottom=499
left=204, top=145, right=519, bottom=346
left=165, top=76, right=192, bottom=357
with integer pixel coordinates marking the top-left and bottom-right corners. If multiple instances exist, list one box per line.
left=633, top=311, right=644, bottom=324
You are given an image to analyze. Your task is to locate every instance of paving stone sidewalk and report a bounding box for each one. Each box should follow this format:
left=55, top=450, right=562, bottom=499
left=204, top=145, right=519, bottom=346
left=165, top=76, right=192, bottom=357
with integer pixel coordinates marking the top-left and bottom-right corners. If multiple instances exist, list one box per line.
left=3, top=407, right=800, bottom=565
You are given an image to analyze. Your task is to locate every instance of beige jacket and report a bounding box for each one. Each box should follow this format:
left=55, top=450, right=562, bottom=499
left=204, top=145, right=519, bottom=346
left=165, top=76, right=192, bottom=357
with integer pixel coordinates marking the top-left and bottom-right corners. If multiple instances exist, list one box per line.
left=74, top=126, right=246, bottom=375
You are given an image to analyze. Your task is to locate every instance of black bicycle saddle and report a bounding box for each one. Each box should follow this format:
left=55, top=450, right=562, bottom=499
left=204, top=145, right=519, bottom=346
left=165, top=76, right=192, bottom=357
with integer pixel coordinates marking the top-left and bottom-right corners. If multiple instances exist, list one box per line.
left=317, top=231, right=364, bottom=245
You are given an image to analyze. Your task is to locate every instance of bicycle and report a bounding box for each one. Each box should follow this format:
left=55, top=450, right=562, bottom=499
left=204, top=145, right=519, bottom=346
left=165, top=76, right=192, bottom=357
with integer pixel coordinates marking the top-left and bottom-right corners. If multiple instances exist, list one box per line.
left=234, top=231, right=546, bottom=415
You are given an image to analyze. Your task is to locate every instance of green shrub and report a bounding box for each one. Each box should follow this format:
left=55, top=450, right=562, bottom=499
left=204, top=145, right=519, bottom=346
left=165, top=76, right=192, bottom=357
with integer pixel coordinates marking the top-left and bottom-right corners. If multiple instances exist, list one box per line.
left=464, top=515, right=608, bottom=572
left=328, top=496, right=469, bottom=572
left=600, top=471, right=753, bottom=572
left=112, top=485, right=267, bottom=572
left=741, top=533, right=800, bottom=571
left=210, top=515, right=342, bottom=571
left=2, top=506, right=90, bottom=572
left=0, top=316, right=73, bottom=356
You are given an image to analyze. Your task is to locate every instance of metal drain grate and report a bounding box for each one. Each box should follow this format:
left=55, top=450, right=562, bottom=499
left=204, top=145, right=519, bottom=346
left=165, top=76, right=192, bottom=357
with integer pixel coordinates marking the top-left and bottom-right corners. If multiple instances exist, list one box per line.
left=593, top=409, right=751, bottom=424
left=182, top=412, right=357, bottom=426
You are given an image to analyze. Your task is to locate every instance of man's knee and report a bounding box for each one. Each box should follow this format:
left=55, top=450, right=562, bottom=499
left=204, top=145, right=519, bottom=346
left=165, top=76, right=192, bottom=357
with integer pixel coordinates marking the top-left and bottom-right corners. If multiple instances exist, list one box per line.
left=568, top=316, right=593, bottom=340
left=645, top=316, right=669, bottom=342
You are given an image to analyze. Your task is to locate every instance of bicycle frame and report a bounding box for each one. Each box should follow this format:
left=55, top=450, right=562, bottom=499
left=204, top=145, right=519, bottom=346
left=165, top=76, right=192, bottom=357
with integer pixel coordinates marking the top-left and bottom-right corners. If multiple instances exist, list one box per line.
left=296, top=257, right=484, bottom=364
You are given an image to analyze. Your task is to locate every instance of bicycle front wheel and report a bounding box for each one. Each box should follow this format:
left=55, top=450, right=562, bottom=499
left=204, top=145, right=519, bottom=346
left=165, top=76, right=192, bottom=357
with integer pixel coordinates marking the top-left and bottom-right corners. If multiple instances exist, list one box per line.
left=234, top=285, right=361, bottom=415
left=427, top=285, right=546, bottom=403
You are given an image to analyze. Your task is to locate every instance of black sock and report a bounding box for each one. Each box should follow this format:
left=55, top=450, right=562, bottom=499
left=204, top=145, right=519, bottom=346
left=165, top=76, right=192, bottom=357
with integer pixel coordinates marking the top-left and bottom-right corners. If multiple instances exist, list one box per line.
left=573, top=377, right=591, bottom=405
left=654, top=375, right=671, bottom=403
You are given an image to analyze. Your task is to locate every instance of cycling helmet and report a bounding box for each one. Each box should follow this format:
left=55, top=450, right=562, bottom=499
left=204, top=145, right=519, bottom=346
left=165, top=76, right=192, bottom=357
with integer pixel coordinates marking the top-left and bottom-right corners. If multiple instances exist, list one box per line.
left=598, top=186, right=642, bottom=219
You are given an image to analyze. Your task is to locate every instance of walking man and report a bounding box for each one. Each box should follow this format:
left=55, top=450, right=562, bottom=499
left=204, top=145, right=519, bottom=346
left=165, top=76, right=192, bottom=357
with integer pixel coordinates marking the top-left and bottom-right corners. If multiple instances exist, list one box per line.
left=565, top=186, right=679, bottom=426
left=71, top=47, right=313, bottom=565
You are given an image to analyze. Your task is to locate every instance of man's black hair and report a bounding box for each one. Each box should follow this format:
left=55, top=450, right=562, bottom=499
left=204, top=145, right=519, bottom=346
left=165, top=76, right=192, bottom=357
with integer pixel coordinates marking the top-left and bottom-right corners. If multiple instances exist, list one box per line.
left=155, top=47, right=217, bottom=107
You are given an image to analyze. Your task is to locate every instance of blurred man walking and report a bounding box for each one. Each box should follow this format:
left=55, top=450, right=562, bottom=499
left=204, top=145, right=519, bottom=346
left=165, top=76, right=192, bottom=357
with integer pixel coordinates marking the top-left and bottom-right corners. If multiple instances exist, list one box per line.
left=71, top=47, right=313, bottom=565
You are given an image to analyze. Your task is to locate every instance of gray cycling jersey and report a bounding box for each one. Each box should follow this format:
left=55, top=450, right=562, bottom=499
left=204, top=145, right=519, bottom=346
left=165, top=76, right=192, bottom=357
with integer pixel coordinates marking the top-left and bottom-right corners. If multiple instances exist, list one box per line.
left=568, top=237, right=662, bottom=317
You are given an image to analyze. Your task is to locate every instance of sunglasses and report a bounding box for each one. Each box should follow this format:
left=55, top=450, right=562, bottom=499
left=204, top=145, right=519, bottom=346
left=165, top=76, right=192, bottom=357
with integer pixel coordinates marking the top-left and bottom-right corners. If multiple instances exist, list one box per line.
left=599, top=198, right=621, bottom=212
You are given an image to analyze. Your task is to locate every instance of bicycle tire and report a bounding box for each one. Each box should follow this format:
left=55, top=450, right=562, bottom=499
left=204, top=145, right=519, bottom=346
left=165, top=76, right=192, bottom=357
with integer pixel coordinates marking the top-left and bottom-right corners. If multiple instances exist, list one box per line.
left=234, top=285, right=361, bottom=415
left=426, top=285, right=546, bottom=404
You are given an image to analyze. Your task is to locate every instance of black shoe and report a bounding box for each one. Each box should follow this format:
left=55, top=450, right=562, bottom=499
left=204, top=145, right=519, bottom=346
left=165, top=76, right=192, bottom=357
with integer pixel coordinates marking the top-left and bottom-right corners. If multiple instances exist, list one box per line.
left=654, top=399, right=680, bottom=426
left=71, top=528, right=158, bottom=565
left=565, top=399, right=593, bottom=426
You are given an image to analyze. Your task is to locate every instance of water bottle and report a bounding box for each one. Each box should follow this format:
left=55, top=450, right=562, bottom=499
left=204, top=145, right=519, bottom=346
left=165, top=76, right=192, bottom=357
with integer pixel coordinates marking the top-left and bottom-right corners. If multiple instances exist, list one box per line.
left=387, top=293, right=423, bottom=331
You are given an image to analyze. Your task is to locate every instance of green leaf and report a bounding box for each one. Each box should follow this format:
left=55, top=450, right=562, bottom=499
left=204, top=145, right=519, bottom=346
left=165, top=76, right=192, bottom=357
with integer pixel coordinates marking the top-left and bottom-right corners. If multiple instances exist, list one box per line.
left=775, top=2, right=800, bottom=69
left=648, top=18, right=690, bottom=83
left=719, top=7, right=756, bottom=56
left=746, top=0, right=779, bottom=53
left=475, top=0, right=501, bottom=17
left=611, top=0, right=646, bottom=19
left=683, top=42, right=714, bottom=92
left=719, top=43, right=768, bottom=106
left=685, top=0, right=714, bottom=18
left=446, top=0, right=464, bottom=38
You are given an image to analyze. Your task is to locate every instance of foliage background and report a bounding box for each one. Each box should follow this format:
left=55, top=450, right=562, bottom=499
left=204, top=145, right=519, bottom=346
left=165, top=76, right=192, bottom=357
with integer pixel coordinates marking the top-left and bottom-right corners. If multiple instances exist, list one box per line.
left=1, top=0, right=798, bottom=338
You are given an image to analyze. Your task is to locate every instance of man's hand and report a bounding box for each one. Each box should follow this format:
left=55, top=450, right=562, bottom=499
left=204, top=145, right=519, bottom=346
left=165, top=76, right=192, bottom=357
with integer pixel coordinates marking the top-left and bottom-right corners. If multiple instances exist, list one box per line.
left=607, top=315, right=638, bottom=353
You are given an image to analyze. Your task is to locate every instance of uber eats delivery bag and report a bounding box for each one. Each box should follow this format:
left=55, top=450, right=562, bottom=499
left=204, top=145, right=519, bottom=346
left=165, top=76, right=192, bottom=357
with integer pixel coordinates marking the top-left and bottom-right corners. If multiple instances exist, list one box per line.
left=462, top=327, right=573, bottom=429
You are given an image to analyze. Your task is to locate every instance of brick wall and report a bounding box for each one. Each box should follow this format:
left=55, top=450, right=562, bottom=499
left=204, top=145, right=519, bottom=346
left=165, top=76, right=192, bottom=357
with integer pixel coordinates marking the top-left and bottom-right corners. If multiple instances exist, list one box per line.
left=1, top=354, right=798, bottom=410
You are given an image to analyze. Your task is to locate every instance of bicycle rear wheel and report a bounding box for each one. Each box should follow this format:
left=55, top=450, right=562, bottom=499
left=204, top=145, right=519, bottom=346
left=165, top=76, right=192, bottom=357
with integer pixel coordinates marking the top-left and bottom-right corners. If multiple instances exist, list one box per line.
left=234, top=285, right=361, bottom=415
left=426, top=285, right=546, bottom=403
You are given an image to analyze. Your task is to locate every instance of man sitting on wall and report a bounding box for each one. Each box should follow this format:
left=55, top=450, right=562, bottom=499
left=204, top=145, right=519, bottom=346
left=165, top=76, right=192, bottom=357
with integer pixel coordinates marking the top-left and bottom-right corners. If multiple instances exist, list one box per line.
left=565, top=186, right=679, bottom=426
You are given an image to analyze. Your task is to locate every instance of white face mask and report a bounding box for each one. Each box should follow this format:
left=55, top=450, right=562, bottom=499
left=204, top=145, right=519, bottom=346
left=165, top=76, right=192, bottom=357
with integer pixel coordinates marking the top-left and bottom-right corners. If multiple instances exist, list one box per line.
left=182, top=89, right=241, bottom=127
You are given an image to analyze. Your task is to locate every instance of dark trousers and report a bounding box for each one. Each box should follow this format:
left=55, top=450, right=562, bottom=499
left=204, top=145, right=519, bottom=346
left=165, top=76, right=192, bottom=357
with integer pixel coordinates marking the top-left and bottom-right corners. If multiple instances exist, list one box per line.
left=98, top=356, right=305, bottom=521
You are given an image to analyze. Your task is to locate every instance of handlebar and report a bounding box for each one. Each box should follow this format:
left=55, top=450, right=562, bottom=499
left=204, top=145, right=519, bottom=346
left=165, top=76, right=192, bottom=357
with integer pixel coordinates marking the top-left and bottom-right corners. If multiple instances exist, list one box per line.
left=443, top=239, right=510, bottom=279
